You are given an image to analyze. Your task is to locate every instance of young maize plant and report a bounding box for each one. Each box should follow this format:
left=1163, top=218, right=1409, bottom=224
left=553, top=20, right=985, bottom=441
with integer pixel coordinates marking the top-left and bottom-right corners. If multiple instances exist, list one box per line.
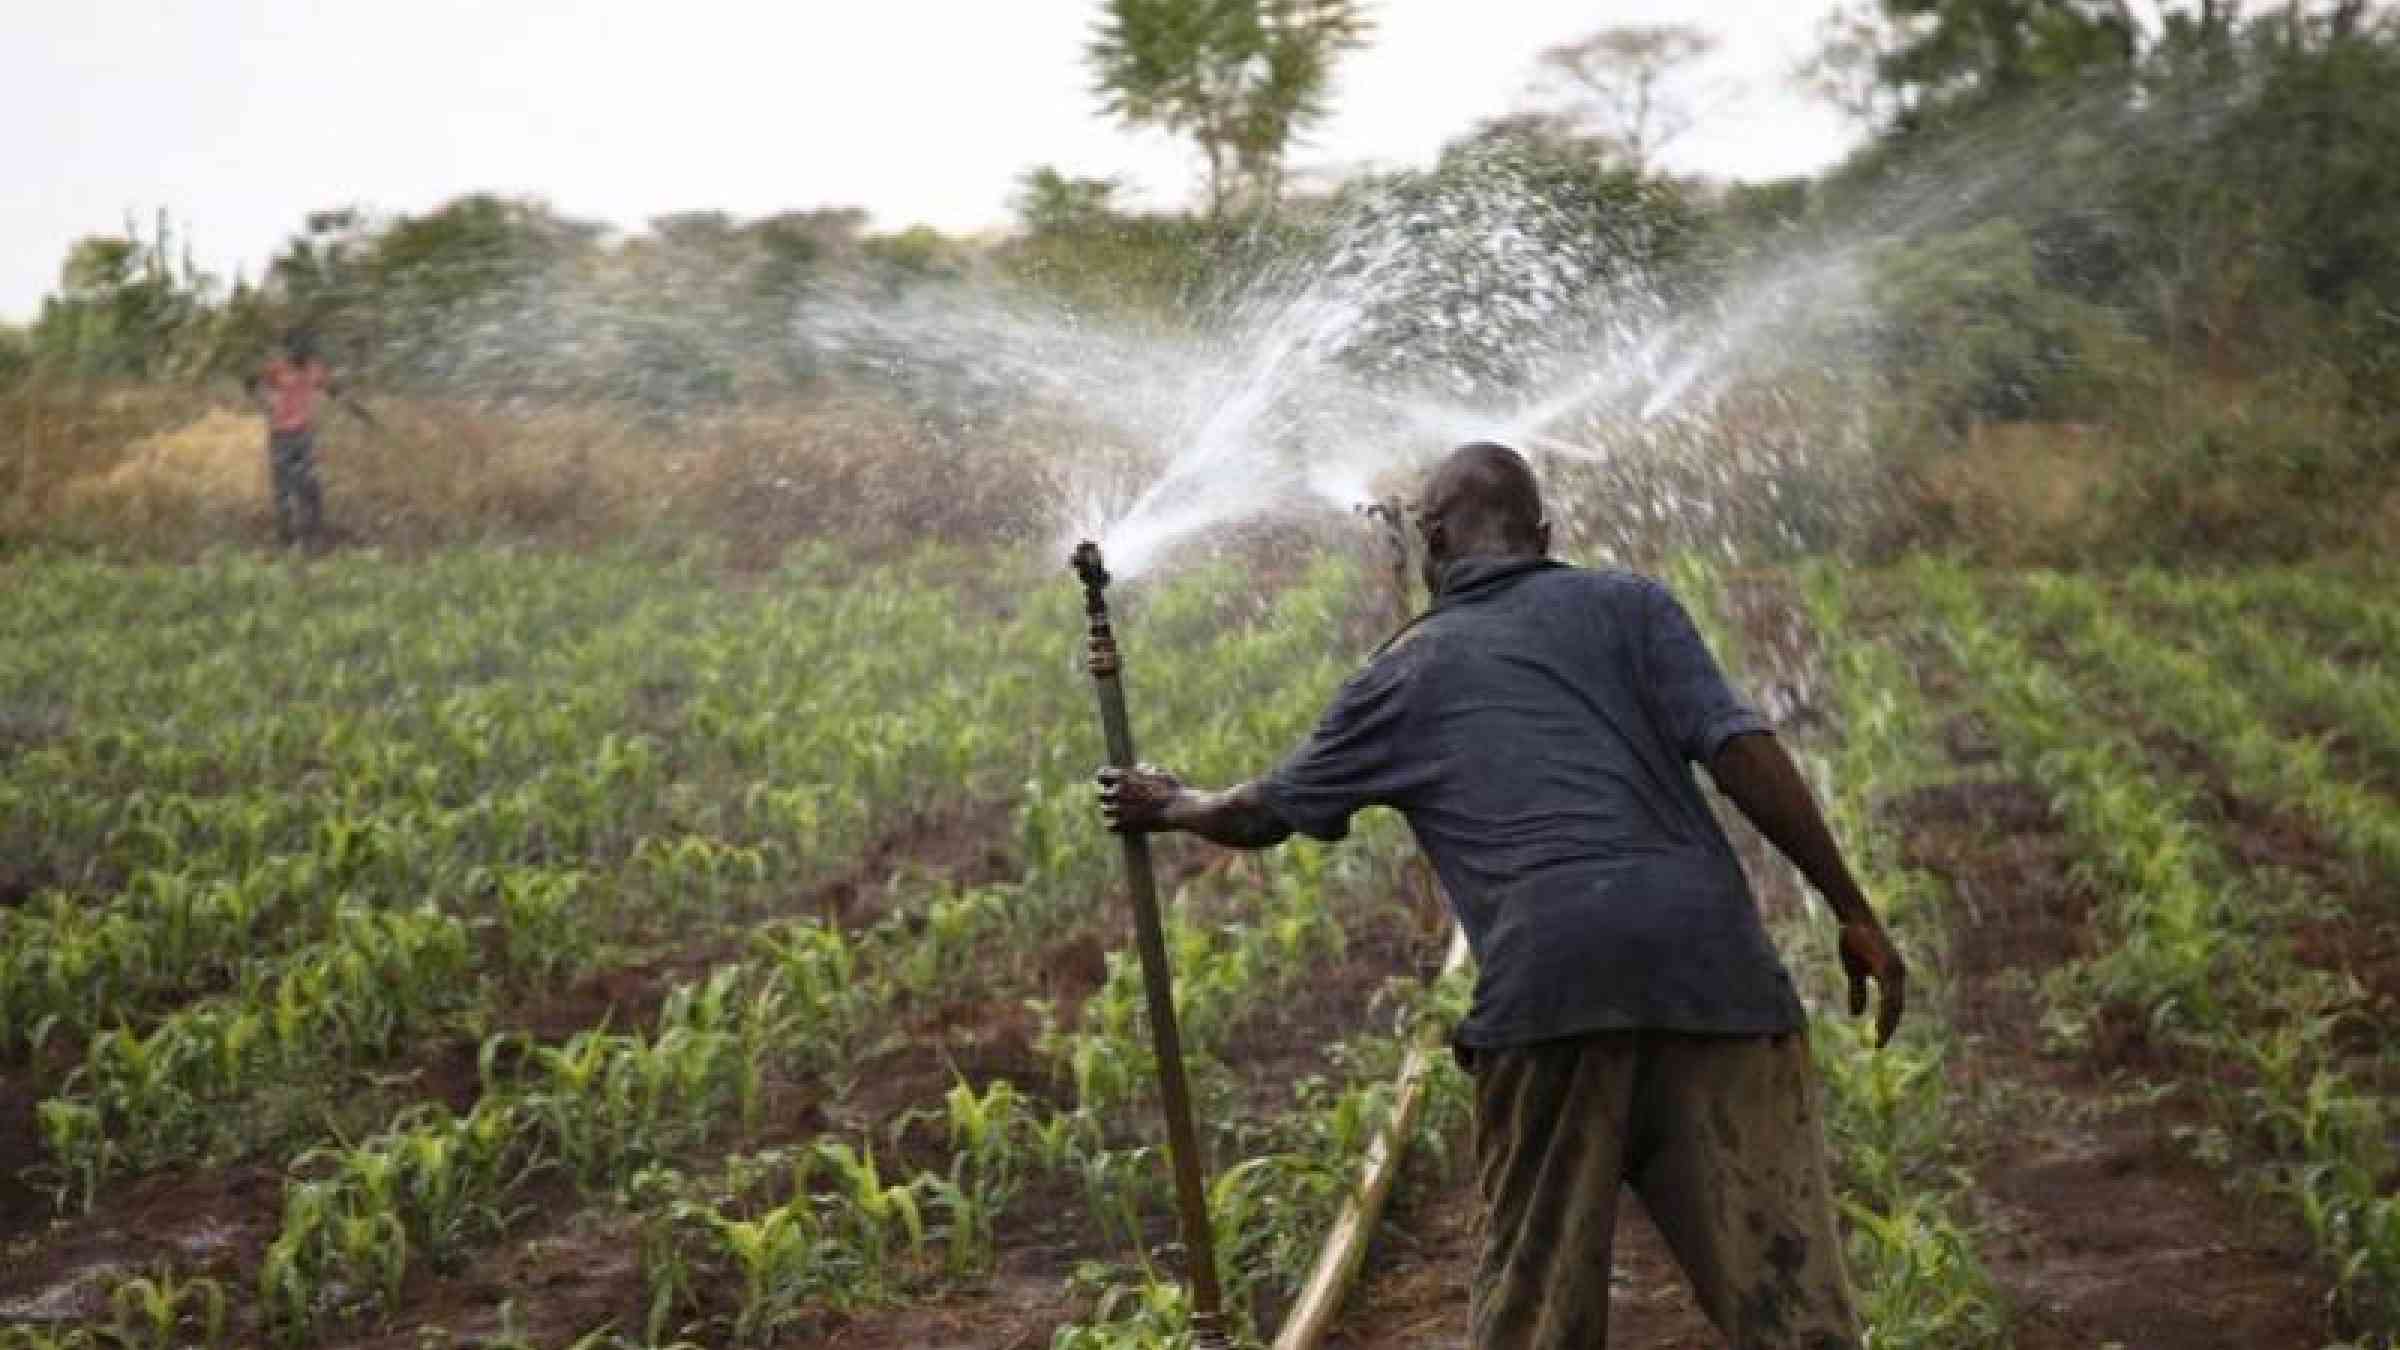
left=638, top=1135, right=950, bottom=1344
left=142, top=1277, right=273, bottom=1350
left=751, top=918, right=881, bottom=1078
left=32, top=1097, right=116, bottom=1213
left=1914, top=559, right=2399, bottom=1332
left=472, top=863, right=599, bottom=988
left=45, top=900, right=476, bottom=1189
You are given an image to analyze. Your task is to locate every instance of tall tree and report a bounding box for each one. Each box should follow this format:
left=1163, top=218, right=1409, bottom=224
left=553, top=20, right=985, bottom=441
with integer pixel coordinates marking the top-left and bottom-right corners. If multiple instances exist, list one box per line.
left=1528, top=24, right=1724, bottom=174
left=1862, top=0, right=2138, bottom=126
left=1087, top=0, right=1371, bottom=218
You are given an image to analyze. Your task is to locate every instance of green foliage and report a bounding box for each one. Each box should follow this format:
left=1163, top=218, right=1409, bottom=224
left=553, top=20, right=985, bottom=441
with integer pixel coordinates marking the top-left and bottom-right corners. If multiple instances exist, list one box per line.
left=0, top=322, right=30, bottom=388
left=1872, top=0, right=2137, bottom=126
left=107, top=1269, right=227, bottom=1350
left=1087, top=0, right=1372, bottom=216
left=1863, top=220, right=2134, bottom=431
left=1014, top=166, right=1126, bottom=236
left=24, top=212, right=257, bottom=382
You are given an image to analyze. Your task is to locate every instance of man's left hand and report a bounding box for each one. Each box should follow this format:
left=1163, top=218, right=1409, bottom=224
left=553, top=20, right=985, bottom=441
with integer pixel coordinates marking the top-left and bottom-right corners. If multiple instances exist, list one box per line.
left=1839, top=919, right=1906, bottom=1048
left=1095, top=764, right=1182, bottom=834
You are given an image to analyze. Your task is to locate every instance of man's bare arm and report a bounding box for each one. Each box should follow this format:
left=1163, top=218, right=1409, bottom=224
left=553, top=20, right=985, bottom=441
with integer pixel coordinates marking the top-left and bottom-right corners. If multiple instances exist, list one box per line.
left=1707, top=732, right=1870, bottom=922
left=1706, top=730, right=1907, bottom=1045
left=1095, top=766, right=1293, bottom=850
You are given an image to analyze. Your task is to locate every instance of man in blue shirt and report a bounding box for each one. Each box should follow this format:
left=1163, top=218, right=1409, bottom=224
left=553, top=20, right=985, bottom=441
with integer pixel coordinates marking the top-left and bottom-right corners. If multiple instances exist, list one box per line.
left=1098, top=442, right=1904, bottom=1349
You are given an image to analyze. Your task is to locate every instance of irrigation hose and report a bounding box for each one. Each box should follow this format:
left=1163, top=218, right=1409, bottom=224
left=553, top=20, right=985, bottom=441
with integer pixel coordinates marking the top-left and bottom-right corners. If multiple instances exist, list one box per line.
left=1071, top=540, right=1236, bottom=1350
left=1274, top=926, right=1471, bottom=1350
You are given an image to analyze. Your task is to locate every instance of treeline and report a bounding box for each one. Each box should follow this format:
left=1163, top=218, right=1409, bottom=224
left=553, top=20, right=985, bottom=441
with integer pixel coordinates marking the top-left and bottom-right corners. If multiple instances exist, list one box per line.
left=1802, top=1, right=2400, bottom=556
left=0, top=157, right=1697, bottom=415
left=0, top=199, right=964, bottom=409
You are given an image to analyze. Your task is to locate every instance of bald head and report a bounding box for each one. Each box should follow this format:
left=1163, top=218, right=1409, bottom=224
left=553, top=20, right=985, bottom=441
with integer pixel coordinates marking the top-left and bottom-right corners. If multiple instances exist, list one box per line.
left=1419, top=441, right=1548, bottom=565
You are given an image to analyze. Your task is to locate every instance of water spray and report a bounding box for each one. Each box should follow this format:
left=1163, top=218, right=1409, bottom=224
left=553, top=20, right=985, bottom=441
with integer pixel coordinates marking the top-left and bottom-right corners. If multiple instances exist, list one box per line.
left=1069, top=540, right=1234, bottom=1350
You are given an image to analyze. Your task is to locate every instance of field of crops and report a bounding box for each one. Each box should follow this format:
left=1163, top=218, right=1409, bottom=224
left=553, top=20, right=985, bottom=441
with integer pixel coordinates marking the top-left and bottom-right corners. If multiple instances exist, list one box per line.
left=1, top=544, right=2394, bottom=1349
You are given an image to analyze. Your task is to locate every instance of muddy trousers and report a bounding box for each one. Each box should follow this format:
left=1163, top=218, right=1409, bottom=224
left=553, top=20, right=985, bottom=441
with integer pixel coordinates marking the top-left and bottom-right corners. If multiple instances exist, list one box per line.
left=268, top=428, right=322, bottom=547
left=1468, top=1030, right=1859, bottom=1350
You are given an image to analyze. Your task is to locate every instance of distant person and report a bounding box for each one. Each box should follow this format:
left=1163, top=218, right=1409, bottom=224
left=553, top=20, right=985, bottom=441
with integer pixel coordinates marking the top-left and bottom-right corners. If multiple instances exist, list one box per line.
left=1096, top=441, right=1903, bottom=1350
left=246, top=330, right=338, bottom=550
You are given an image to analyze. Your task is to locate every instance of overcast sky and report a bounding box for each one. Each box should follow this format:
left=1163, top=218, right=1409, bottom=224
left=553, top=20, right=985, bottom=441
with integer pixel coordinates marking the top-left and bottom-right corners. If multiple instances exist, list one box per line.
left=2, top=1, right=1859, bottom=322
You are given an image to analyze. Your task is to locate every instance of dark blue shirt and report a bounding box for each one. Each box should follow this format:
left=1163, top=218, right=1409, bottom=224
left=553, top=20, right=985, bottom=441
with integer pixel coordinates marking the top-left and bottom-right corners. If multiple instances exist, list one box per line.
left=1258, top=557, right=1804, bottom=1048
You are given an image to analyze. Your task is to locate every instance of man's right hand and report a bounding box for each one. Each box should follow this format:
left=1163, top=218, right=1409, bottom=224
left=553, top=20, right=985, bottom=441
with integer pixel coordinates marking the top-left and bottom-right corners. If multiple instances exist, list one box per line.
left=1839, top=919, right=1906, bottom=1047
left=1095, top=764, right=1184, bottom=834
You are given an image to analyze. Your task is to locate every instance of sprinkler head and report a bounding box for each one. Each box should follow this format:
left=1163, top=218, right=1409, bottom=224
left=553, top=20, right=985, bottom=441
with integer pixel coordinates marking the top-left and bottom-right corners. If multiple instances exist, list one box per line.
left=1070, top=539, right=1111, bottom=595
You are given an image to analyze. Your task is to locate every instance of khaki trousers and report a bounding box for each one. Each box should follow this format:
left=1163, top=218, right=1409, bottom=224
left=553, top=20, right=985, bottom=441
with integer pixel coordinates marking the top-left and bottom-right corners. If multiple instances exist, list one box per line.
left=1467, top=1029, right=1858, bottom=1350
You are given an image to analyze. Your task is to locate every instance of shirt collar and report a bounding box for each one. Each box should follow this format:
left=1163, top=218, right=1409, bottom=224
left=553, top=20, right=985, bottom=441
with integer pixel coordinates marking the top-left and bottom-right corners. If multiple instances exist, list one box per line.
left=1432, top=554, right=1561, bottom=605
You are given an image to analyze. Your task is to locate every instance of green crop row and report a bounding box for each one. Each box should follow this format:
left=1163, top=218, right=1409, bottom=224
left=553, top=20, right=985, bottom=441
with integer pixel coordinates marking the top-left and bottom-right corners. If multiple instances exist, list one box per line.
left=1041, top=967, right=1473, bottom=1350
left=2201, top=565, right=2400, bottom=668
left=2121, top=567, right=2400, bottom=791
left=2007, top=570, right=2400, bottom=888
left=35, top=901, right=476, bottom=1205
left=1914, top=559, right=2398, bottom=1332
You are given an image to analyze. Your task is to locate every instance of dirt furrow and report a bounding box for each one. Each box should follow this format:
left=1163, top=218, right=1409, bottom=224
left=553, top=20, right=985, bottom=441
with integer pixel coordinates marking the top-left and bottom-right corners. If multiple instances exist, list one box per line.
left=1900, top=722, right=2335, bottom=1348
left=1327, top=1166, right=1722, bottom=1348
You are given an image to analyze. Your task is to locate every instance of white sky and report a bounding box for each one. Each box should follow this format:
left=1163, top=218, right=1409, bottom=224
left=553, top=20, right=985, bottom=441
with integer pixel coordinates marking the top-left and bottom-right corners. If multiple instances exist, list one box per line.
left=1, top=1, right=1858, bottom=322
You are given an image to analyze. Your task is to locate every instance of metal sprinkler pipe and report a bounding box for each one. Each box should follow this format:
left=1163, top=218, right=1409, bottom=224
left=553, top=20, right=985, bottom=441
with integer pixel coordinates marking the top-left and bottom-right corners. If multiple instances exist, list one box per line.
left=1070, top=540, right=1234, bottom=1350
left=1353, top=497, right=1412, bottom=623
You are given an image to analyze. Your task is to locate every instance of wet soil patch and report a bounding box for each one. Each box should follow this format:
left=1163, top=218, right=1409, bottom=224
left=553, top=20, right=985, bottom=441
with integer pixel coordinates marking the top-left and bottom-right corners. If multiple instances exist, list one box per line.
left=0, top=857, right=57, bottom=911
left=335, top=1186, right=637, bottom=1350
left=807, top=799, right=1019, bottom=927
left=1890, top=778, right=2095, bottom=995
left=0, top=1034, right=103, bottom=1241
left=0, top=1162, right=281, bottom=1326
left=502, top=936, right=753, bottom=1047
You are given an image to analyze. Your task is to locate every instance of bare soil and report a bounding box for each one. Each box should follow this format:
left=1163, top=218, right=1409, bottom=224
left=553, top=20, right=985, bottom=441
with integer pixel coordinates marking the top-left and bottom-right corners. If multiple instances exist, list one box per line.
left=1896, top=773, right=2332, bottom=1349
left=1900, top=623, right=2341, bottom=1348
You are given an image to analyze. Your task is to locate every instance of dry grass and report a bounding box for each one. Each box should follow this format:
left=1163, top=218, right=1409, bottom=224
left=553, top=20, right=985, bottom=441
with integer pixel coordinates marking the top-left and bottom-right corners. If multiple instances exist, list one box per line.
left=1870, top=363, right=2400, bottom=566
left=2, top=384, right=1068, bottom=562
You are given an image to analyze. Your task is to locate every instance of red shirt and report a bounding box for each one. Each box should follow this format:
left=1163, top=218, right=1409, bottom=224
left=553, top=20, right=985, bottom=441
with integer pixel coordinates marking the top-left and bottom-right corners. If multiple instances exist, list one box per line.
left=260, top=357, right=331, bottom=433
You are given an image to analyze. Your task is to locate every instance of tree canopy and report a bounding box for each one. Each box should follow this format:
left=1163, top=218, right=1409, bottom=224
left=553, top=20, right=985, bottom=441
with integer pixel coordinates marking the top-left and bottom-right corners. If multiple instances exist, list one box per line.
left=1085, top=0, right=1371, bottom=218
